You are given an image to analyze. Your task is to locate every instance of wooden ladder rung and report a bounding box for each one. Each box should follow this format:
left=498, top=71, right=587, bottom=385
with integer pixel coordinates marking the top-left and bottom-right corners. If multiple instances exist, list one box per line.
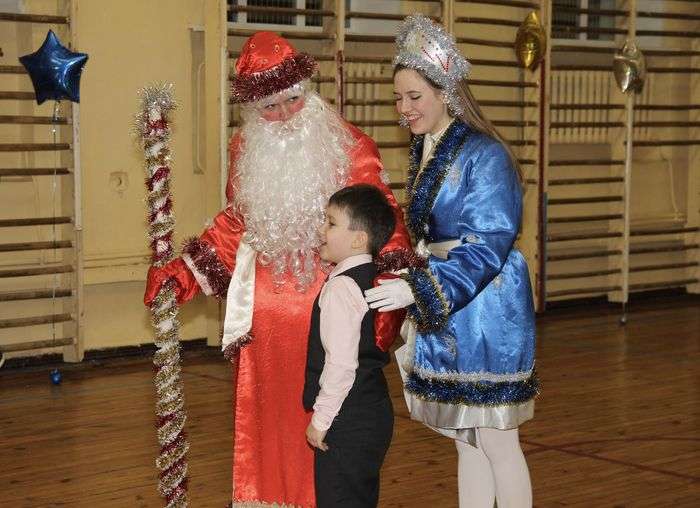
left=644, top=49, right=700, bottom=58
left=551, top=104, right=625, bottom=111
left=550, top=5, right=628, bottom=17
left=0, top=91, right=36, bottom=101
left=636, top=121, right=700, bottom=128
left=548, top=214, right=623, bottom=224
left=0, top=216, right=72, bottom=227
left=0, top=115, right=68, bottom=125
left=549, top=159, right=624, bottom=166
left=454, top=16, right=521, bottom=28
left=0, top=337, right=74, bottom=353
left=345, top=34, right=393, bottom=43
left=229, top=5, right=335, bottom=17
left=0, top=65, right=25, bottom=74
left=348, top=120, right=398, bottom=127
left=481, top=100, right=538, bottom=108
left=457, top=37, right=514, bottom=49
left=631, top=227, right=699, bottom=237
left=0, top=240, right=72, bottom=252
left=552, top=45, right=616, bottom=54
left=469, top=59, right=521, bottom=68
left=547, top=285, right=621, bottom=298
left=0, top=143, right=71, bottom=152
left=552, top=65, right=611, bottom=72
left=344, top=76, right=392, bottom=84
left=347, top=11, right=439, bottom=22
left=647, top=67, right=700, bottom=74
left=637, top=29, right=700, bottom=39
left=548, top=248, right=622, bottom=261
left=343, top=55, right=392, bottom=64
left=0, top=167, right=71, bottom=176
left=630, top=262, right=699, bottom=273
left=228, top=28, right=334, bottom=41
left=0, top=12, right=68, bottom=23
left=638, top=10, right=700, bottom=22
left=634, top=140, right=700, bottom=147
left=495, top=120, right=538, bottom=127
left=630, top=242, right=699, bottom=255
left=0, top=289, right=72, bottom=302
left=548, top=196, right=622, bottom=205
left=552, top=25, right=627, bottom=35
left=549, top=177, right=624, bottom=185
left=551, top=122, right=625, bottom=129
left=0, top=313, right=72, bottom=329
left=0, top=265, right=73, bottom=278
left=344, top=99, right=395, bottom=106
left=548, top=268, right=620, bottom=280
left=547, top=230, right=622, bottom=242
left=377, top=141, right=410, bottom=149
left=637, top=104, right=700, bottom=111
left=457, top=0, right=539, bottom=8
left=629, top=279, right=699, bottom=292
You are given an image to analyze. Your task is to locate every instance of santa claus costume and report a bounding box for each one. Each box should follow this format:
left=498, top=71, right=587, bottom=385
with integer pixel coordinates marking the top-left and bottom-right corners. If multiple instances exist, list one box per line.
left=145, top=32, right=412, bottom=507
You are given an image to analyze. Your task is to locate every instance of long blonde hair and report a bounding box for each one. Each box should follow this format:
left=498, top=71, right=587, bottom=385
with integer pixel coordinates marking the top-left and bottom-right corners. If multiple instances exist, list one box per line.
left=394, top=65, right=523, bottom=185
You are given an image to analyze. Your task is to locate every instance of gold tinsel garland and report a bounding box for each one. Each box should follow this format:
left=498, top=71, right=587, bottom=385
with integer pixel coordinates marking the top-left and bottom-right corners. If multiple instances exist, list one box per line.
left=136, top=84, right=190, bottom=508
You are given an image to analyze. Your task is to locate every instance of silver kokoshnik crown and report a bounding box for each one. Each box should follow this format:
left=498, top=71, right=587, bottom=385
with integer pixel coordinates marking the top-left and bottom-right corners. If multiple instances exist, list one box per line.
left=394, top=14, right=471, bottom=116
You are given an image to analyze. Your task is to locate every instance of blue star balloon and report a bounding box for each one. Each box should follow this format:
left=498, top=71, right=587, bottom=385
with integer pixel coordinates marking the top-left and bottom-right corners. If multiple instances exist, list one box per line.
left=19, top=29, right=88, bottom=105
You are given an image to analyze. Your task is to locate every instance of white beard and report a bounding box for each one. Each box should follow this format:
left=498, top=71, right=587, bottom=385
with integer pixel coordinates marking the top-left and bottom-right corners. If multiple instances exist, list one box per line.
left=232, top=92, right=353, bottom=291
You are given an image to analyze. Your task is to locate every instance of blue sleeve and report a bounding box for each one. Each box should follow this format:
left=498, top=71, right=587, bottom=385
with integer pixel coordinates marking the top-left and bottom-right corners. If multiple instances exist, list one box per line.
left=405, top=141, right=522, bottom=331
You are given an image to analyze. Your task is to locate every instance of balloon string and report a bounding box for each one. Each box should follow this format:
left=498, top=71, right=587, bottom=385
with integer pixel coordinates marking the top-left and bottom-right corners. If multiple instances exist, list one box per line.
left=50, top=100, right=59, bottom=345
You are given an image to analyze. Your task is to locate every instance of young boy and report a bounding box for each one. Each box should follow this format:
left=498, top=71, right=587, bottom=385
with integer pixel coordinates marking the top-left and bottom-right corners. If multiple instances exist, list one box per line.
left=302, top=184, right=396, bottom=508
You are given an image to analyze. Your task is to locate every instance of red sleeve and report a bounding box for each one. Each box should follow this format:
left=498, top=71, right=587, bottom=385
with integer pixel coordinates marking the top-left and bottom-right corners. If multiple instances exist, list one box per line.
left=181, top=133, right=245, bottom=298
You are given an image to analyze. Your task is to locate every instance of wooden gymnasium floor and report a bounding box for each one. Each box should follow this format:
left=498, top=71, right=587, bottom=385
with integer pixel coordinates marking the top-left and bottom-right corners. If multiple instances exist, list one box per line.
left=1, top=295, right=698, bottom=507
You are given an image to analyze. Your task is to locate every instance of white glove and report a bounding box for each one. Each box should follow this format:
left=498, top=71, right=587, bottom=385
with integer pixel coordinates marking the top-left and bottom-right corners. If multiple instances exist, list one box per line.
left=364, top=278, right=415, bottom=312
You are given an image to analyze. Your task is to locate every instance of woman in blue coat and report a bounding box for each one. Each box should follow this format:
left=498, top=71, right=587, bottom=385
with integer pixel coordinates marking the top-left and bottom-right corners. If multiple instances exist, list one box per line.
left=365, top=14, right=538, bottom=508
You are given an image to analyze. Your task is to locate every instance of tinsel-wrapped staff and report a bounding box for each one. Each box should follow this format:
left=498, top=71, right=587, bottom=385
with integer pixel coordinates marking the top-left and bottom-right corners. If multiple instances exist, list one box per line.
left=136, top=84, right=190, bottom=508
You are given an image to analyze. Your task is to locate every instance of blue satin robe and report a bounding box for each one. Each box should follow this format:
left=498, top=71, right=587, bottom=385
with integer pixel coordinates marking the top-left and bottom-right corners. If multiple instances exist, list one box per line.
left=403, top=121, right=538, bottom=407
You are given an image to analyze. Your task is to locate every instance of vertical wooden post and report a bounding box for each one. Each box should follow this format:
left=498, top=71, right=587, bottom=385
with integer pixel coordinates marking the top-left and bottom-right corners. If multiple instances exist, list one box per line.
left=204, top=0, right=227, bottom=347
left=64, top=0, right=84, bottom=362
left=443, top=0, right=454, bottom=33
left=686, top=31, right=699, bottom=294
left=335, top=0, right=346, bottom=116
left=536, top=0, right=552, bottom=312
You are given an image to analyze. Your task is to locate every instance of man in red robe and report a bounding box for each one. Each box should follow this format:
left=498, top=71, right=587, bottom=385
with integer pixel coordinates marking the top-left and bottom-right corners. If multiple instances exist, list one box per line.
left=145, top=31, right=412, bottom=507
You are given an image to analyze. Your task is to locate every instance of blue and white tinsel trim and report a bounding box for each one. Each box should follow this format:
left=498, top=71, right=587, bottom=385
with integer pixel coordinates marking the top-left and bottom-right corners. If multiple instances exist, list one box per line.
left=406, top=120, right=470, bottom=242
left=404, top=267, right=450, bottom=332
left=406, top=369, right=540, bottom=406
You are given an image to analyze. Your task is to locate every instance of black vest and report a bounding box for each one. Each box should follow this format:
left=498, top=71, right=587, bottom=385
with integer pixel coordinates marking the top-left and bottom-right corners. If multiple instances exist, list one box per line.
left=303, top=262, right=390, bottom=412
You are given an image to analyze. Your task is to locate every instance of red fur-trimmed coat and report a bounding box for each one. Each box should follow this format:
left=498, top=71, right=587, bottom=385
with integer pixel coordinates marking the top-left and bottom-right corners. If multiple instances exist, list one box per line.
left=183, top=121, right=412, bottom=507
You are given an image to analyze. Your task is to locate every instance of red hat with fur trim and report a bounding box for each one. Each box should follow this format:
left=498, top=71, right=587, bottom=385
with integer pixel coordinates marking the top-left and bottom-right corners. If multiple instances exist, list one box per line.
left=232, top=32, right=317, bottom=103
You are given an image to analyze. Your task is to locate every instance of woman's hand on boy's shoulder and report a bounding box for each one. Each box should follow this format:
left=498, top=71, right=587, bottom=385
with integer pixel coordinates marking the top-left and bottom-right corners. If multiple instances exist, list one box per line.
left=305, top=422, right=329, bottom=451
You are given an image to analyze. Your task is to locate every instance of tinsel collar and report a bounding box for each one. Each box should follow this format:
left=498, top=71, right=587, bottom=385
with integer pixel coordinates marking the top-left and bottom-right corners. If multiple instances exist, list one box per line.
left=406, top=120, right=471, bottom=241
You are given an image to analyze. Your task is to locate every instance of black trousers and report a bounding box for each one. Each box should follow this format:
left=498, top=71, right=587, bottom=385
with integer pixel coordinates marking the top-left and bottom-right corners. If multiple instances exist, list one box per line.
left=314, top=397, right=394, bottom=508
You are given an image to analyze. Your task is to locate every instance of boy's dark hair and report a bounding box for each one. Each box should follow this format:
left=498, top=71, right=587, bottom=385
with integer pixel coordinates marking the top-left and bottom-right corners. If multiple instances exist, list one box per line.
left=328, top=184, right=396, bottom=257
